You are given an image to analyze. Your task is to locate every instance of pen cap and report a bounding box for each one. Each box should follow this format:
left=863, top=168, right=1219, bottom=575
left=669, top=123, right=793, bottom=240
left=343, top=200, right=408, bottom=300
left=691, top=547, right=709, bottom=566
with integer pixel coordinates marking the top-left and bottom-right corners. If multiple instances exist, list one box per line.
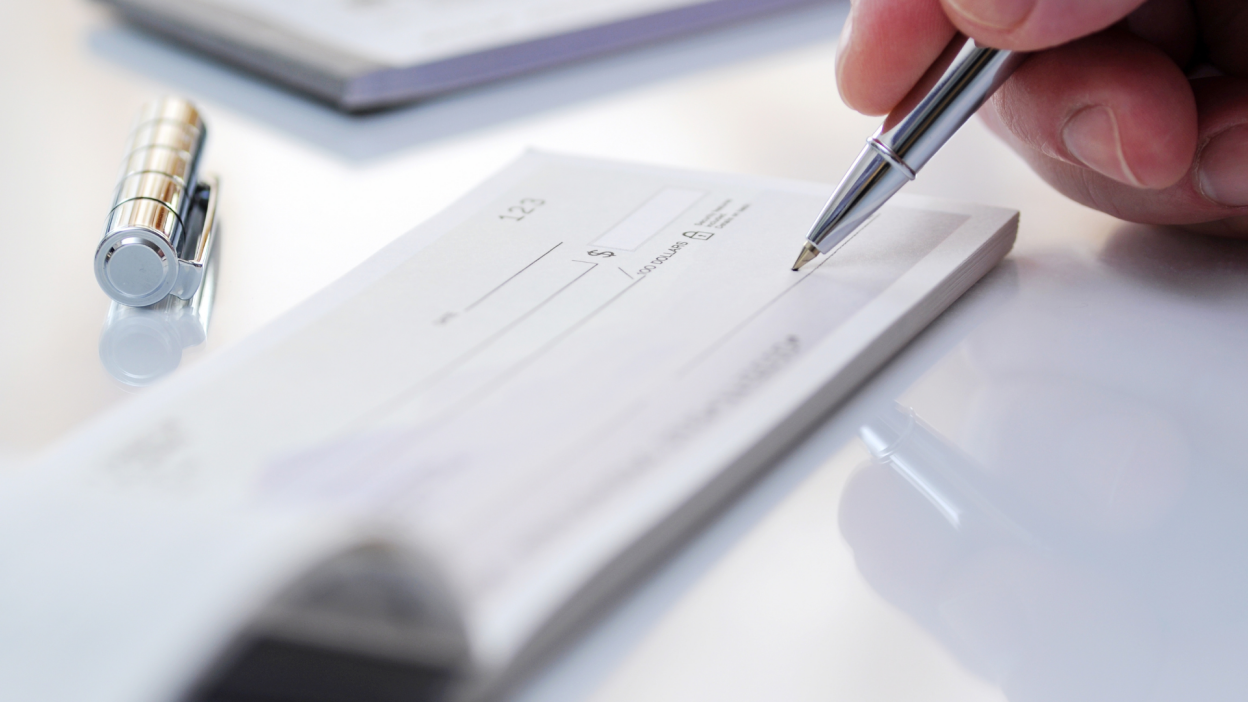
left=95, top=96, right=208, bottom=307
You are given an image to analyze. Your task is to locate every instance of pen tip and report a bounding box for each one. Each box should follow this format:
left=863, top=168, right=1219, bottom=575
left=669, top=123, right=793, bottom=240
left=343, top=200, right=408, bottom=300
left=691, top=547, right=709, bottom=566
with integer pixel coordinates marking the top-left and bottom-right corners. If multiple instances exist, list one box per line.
left=791, top=242, right=819, bottom=271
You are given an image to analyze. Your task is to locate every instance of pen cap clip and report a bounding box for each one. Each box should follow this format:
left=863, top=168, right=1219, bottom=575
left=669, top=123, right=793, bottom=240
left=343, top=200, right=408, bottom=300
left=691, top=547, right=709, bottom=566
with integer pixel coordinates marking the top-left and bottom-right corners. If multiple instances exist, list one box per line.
left=95, top=96, right=218, bottom=307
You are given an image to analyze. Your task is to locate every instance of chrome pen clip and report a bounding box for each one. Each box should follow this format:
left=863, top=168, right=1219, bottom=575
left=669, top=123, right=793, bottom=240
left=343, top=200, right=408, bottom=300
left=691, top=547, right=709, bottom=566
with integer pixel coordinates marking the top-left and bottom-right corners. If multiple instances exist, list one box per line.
left=169, top=174, right=219, bottom=300
left=94, top=96, right=221, bottom=307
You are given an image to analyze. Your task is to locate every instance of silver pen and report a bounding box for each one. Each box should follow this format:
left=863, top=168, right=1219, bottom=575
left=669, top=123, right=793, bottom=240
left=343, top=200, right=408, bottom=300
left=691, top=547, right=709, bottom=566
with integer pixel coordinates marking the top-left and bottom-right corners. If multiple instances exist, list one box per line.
left=96, top=96, right=220, bottom=307
left=792, top=36, right=1024, bottom=271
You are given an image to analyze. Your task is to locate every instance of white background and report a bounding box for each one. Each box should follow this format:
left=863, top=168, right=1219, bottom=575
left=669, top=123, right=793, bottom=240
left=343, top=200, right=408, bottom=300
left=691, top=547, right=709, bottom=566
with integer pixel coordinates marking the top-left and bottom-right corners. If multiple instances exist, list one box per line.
left=3, top=2, right=1245, bottom=701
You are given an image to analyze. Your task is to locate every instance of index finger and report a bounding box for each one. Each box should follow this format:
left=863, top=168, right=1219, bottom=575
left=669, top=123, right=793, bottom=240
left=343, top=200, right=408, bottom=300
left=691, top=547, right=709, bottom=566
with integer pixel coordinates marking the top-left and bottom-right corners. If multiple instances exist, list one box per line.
left=837, top=0, right=1149, bottom=116
left=836, top=0, right=957, bottom=115
left=941, top=0, right=1149, bottom=49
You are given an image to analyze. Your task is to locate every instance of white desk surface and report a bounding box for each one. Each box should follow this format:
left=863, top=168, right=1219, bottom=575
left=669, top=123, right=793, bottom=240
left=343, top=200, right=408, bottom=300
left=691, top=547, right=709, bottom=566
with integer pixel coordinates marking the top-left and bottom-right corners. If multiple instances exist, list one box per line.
left=4, top=2, right=1247, bottom=701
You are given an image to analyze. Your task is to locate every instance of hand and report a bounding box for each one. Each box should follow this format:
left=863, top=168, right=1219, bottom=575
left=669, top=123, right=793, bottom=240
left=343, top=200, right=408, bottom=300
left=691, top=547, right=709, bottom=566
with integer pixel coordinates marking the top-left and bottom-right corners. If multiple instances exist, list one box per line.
left=835, top=0, right=1248, bottom=235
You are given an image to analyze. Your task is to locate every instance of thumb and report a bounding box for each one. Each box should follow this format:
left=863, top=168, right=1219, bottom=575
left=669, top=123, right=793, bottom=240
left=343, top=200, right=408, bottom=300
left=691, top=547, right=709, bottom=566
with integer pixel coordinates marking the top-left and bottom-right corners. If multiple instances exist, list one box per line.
left=941, top=0, right=1148, bottom=50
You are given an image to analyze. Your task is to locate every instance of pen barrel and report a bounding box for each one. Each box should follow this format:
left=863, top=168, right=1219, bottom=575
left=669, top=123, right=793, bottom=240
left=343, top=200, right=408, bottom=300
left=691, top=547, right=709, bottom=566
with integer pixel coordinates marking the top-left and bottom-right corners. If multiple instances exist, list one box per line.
left=95, top=96, right=208, bottom=307
left=873, top=37, right=1022, bottom=173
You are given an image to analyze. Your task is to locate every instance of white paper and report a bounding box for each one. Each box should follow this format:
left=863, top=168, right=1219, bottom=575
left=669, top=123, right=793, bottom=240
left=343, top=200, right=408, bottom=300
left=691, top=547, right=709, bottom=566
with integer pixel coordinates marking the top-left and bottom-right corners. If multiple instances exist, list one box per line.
left=38, top=152, right=1013, bottom=672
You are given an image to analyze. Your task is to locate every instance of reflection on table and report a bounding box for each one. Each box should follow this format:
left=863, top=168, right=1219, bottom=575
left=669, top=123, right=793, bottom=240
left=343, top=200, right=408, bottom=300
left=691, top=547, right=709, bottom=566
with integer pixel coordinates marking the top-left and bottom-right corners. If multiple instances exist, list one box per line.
left=842, top=229, right=1248, bottom=702
left=98, top=256, right=217, bottom=387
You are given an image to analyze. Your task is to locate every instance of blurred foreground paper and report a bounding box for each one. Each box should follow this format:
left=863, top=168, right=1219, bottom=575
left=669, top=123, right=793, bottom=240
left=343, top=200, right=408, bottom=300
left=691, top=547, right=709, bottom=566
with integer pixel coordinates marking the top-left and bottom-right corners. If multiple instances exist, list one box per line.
left=100, top=0, right=827, bottom=111
left=7, top=152, right=1015, bottom=702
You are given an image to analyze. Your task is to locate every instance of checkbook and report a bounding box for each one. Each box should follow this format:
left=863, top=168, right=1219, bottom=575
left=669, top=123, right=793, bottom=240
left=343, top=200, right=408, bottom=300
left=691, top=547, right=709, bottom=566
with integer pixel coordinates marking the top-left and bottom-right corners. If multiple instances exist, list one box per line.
left=0, top=153, right=1016, bottom=702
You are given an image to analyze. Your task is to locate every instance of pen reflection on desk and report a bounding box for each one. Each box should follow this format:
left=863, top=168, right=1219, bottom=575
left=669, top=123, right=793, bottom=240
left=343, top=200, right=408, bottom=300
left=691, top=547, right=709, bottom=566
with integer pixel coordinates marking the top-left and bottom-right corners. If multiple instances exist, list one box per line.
left=99, top=252, right=217, bottom=387
left=858, top=402, right=1038, bottom=547
left=792, top=36, right=1023, bottom=271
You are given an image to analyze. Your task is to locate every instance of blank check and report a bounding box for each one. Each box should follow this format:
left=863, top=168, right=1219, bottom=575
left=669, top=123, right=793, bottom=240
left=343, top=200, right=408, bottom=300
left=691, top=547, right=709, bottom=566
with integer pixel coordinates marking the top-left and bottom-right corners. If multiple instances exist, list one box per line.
left=40, top=152, right=1016, bottom=676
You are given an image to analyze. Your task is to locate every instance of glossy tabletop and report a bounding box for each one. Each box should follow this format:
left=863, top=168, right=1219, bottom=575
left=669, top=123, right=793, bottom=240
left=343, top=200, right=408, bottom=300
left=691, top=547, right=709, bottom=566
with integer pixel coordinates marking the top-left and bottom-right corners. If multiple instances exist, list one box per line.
left=3, top=2, right=1247, bottom=701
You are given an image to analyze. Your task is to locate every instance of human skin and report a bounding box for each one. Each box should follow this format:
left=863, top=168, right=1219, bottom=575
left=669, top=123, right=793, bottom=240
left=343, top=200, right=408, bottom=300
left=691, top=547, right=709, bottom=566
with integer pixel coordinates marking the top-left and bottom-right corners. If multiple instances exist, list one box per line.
left=835, top=0, right=1248, bottom=235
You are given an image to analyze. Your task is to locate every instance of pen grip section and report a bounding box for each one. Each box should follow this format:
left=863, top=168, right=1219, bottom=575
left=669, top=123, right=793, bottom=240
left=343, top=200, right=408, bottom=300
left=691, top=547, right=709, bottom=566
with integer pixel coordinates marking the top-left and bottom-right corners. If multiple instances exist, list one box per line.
left=877, top=36, right=1022, bottom=172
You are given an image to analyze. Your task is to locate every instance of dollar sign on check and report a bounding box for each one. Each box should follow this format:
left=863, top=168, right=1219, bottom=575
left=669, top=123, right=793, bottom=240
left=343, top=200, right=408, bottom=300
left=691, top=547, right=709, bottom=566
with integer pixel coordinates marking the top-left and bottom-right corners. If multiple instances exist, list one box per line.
left=588, top=250, right=616, bottom=258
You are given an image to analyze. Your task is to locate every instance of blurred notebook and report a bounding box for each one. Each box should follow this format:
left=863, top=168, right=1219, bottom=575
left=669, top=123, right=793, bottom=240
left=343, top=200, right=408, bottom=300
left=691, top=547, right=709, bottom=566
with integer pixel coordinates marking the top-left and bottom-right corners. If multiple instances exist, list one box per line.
left=100, top=0, right=825, bottom=111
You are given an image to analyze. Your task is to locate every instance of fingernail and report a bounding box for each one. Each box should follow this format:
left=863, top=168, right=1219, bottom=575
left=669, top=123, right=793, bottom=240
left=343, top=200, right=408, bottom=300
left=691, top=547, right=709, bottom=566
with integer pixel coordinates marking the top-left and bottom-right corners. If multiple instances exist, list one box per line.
left=945, top=0, right=1034, bottom=29
left=1062, top=106, right=1143, bottom=188
left=1198, top=125, right=1248, bottom=207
